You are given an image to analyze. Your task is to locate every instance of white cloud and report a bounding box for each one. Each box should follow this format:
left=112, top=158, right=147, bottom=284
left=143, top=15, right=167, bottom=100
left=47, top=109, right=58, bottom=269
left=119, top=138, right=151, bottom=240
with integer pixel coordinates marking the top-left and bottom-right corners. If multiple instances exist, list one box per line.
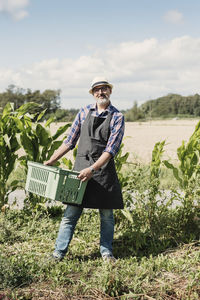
left=0, top=0, right=29, bottom=20
left=164, top=10, right=184, bottom=24
left=1, top=36, right=200, bottom=109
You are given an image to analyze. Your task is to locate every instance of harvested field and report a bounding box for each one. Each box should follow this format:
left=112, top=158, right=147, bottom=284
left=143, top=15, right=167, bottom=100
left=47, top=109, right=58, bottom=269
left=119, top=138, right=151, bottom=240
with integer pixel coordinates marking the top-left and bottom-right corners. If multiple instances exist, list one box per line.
left=123, top=119, right=198, bottom=163
left=48, top=119, right=198, bottom=163
left=17, top=119, right=198, bottom=164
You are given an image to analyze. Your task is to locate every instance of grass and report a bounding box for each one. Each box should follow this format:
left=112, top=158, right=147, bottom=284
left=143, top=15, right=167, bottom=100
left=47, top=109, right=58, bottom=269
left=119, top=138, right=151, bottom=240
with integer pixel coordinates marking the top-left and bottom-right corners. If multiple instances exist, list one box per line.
left=2, top=151, right=199, bottom=299
left=0, top=208, right=200, bottom=300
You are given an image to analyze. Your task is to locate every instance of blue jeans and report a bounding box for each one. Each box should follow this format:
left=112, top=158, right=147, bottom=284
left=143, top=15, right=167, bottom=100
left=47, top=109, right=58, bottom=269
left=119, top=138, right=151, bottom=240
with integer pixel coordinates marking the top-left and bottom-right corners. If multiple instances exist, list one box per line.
left=53, top=205, right=114, bottom=259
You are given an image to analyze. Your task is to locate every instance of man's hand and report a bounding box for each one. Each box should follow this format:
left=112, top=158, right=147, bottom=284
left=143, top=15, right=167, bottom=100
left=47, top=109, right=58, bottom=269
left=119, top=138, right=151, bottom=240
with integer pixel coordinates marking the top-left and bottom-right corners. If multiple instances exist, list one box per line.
left=78, top=152, right=112, bottom=182
left=44, top=160, right=55, bottom=166
left=78, top=167, right=93, bottom=182
left=44, top=144, right=70, bottom=166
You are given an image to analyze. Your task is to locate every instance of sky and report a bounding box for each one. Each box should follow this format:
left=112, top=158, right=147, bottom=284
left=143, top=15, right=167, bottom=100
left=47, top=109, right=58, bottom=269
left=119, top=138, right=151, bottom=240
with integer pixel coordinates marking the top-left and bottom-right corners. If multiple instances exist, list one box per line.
left=1, top=0, right=200, bottom=110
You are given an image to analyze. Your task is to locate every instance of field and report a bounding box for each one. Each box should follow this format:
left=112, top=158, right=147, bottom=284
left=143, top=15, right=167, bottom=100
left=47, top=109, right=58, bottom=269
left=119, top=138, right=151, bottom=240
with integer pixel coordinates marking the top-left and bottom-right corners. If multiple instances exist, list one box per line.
left=2, top=118, right=200, bottom=299
left=49, top=119, right=198, bottom=163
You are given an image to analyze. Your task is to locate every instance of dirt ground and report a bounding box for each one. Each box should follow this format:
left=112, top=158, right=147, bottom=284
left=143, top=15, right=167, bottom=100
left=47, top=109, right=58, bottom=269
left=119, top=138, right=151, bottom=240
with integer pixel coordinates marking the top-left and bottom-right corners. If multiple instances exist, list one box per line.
left=123, top=119, right=198, bottom=163
left=49, top=119, right=199, bottom=164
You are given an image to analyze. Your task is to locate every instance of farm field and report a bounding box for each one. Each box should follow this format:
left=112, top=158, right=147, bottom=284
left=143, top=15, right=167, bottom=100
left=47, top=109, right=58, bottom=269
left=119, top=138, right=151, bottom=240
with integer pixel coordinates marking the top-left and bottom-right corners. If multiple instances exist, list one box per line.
left=3, top=118, right=200, bottom=299
left=49, top=119, right=199, bottom=163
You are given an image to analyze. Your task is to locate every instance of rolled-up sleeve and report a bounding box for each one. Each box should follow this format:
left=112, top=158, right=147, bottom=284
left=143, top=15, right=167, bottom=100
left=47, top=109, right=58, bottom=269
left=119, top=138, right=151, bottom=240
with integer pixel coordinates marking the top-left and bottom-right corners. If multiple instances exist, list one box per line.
left=104, top=113, right=125, bottom=157
left=64, top=111, right=81, bottom=150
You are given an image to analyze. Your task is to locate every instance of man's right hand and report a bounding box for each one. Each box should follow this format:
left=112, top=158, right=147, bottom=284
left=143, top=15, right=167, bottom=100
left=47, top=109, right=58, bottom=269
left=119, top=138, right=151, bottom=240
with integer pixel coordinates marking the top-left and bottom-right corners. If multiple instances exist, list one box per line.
left=44, top=160, right=55, bottom=166
left=44, top=144, right=70, bottom=166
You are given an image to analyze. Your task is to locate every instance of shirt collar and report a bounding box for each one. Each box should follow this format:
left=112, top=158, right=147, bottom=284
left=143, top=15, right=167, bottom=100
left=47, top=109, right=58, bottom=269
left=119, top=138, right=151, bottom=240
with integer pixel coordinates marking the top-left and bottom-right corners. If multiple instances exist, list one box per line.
left=90, top=102, right=113, bottom=113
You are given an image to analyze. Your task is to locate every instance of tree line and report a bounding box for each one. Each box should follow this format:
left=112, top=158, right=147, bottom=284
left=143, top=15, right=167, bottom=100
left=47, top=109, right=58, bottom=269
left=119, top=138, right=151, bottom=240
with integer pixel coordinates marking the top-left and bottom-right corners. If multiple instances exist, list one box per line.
left=0, top=85, right=78, bottom=122
left=124, top=93, right=200, bottom=121
left=1, top=85, right=200, bottom=122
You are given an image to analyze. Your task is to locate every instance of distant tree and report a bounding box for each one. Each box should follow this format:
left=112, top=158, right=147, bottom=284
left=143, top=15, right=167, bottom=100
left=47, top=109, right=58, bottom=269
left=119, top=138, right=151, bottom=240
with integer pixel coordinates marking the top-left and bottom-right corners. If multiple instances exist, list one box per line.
left=0, top=85, right=26, bottom=111
left=0, top=85, right=61, bottom=115
left=124, top=101, right=145, bottom=121
left=139, top=93, right=200, bottom=119
left=123, top=93, right=200, bottom=121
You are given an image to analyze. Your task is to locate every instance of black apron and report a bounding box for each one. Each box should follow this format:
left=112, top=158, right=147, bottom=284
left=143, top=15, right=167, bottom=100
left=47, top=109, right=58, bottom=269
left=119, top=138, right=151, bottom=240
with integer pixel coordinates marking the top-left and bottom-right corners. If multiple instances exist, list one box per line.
left=73, top=109, right=124, bottom=209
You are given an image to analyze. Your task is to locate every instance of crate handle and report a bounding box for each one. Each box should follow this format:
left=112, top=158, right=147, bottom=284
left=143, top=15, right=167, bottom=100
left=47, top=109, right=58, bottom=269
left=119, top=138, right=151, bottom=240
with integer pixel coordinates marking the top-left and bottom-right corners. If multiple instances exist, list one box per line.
left=78, top=180, right=82, bottom=190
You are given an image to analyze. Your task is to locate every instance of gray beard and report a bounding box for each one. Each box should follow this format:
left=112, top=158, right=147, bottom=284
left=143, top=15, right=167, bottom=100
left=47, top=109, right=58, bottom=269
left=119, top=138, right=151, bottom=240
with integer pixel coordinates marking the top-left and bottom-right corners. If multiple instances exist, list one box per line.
left=95, top=97, right=110, bottom=106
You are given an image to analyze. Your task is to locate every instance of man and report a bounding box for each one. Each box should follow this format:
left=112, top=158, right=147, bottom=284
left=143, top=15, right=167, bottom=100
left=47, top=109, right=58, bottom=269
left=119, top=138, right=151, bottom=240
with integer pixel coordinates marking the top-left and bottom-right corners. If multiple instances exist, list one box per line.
left=45, top=77, right=125, bottom=261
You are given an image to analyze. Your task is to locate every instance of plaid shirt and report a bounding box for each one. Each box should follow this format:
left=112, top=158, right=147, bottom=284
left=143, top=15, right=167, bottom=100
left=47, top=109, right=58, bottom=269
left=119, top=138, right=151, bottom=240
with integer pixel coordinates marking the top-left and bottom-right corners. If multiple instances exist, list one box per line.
left=64, top=103, right=125, bottom=157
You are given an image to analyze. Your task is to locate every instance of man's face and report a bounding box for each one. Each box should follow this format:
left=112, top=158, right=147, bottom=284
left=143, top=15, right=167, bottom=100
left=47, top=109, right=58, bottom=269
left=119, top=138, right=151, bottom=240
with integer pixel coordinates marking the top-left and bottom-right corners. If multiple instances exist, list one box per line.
left=92, top=85, right=112, bottom=105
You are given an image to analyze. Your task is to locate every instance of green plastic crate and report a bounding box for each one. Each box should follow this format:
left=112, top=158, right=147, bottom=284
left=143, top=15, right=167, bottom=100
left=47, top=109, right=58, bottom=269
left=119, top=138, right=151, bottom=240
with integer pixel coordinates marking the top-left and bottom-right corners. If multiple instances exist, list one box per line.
left=25, top=161, right=87, bottom=205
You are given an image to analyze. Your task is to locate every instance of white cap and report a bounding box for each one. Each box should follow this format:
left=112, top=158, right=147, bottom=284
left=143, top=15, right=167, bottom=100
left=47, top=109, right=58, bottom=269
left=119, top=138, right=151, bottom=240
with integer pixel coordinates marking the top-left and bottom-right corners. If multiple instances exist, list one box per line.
left=89, top=77, right=113, bottom=94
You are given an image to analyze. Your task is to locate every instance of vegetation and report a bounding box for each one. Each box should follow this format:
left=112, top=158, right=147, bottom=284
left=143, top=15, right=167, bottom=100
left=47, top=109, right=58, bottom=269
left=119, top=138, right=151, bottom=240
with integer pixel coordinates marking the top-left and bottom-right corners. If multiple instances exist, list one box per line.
left=0, top=85, right=61, bottom=114
left=0, top=102, right=71, bottom=208
left=0, top=102, right=200, bottom=299
left=0, top=85, right=79, bottom=122
left=124, top=93, right=200, bottom=121
left=0, top=210, right=199, bottom=299
left=1, top=85, right=200, bottom=123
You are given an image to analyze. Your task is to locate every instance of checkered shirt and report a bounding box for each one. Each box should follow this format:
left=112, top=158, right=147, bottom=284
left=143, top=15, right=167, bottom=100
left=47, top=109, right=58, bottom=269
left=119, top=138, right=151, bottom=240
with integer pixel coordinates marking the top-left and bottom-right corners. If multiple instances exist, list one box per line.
left=64, top=103, right=125, bottom=157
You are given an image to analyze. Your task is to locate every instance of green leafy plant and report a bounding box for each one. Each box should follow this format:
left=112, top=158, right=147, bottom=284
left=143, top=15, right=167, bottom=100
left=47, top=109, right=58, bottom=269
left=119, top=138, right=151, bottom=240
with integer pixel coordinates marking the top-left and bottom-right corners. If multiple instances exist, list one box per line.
left=120, top=141, right=177, bottom=254
left=163, top=120, right=200, bottom=201
left=61, top=145, right=78, bottom=170
left=0, top=101, right=71, bottom=209
left=14, top=103, right=71, bottom=211
left=0, top=103, right=21, bottom=207
left=15, top=102, right=71, bottom=168
left=162, top=121, right=200, bottom=237
left=114, top=142, right=129, bottom=188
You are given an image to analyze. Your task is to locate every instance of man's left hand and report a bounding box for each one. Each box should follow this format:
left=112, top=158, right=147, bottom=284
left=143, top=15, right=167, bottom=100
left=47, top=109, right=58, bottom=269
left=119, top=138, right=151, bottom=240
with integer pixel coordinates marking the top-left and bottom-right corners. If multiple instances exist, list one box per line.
left=78, top=167, right=93, bottom=182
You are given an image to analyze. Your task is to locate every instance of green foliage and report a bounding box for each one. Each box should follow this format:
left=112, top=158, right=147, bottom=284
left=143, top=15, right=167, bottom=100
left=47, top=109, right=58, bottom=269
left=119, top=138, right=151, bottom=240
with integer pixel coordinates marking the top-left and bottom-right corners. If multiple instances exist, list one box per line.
left=151, top=140, right=166, bottom=179
left=15, top=106, right=69, bottom=168
left=163, top=120, right=200, bottom=206
left=0, top=210, right=200, bottom=299
left=0, top=103, right=21, bottom=207
left=0, top=85, right=79, bottom=122
left=12, top=103, right=70, bottom=169
left=61, top=146, right=78, bottom=170
left=0, top=253, right=33, bottom=289
left=124, top=101, right=145, bottom=121
left=161, top=121, right=200, bottom=239
left=2, top=97, right=200, bottom=298
left=120, top=141, right=175, bottom=253
left=141, top=93, right=200, bottom=119
left=0, top=102, right=71, bottom=209
left=120, top=138, right=199, bottom=255
left=0, top=85, right=61, bottom=116
left=124, top=93, right=200, bottom=121
left=114, top=142, right=129, bottom=188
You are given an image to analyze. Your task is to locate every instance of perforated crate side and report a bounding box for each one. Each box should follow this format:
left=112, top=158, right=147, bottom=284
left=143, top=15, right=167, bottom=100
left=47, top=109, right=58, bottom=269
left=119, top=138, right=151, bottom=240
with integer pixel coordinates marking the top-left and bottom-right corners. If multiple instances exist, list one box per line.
left=25, top=162, right=88, bottom=204
left=25, top=161, right=64, bottom=200
left=58, top=172, right=88, bottom=205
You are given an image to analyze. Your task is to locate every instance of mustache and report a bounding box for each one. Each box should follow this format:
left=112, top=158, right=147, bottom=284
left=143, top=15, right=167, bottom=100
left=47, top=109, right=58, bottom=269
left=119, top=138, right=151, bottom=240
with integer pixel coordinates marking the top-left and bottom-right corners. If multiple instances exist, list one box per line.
left=99, top=93, right=109, bottom=99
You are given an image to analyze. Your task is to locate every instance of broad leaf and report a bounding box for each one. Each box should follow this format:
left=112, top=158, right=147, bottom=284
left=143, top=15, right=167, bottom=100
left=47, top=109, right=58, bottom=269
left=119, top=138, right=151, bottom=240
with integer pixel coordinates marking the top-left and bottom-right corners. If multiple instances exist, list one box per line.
left=45, top=116, right=55, bottom=128
left=37, top=109, right=47, bottom=122
left=36, top=124, right=50, bottom=146
left=52, top=123, right=71, bottom=140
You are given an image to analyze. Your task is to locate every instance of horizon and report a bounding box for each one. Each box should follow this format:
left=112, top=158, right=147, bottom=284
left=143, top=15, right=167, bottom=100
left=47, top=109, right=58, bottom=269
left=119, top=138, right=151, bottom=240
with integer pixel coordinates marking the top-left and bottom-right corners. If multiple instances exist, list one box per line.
left=2, top=85, right=200, bottom=111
